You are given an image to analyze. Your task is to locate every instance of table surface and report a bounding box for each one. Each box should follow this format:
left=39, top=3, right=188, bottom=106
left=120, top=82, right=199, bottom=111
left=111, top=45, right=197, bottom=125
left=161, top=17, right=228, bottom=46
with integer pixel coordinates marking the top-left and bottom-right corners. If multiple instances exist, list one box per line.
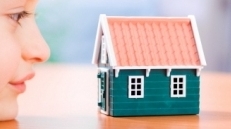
left=0, top=64, right=231, bottom=129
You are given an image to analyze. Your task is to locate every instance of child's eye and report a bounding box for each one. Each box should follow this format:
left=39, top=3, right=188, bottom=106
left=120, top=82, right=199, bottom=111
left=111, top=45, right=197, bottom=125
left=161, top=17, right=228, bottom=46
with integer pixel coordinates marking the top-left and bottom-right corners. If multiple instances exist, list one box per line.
left=9, top=11, right=30, bottom=24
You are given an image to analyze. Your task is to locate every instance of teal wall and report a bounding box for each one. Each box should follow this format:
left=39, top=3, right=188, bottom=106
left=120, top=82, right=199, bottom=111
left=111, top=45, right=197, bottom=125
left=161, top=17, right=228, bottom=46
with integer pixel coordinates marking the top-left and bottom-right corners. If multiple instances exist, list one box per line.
left=109, top=69, right=200, bottom=116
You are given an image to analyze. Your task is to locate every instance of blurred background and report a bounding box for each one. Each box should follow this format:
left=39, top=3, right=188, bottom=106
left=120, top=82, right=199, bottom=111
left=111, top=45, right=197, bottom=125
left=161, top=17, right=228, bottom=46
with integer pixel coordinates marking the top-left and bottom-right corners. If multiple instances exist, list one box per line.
left=36, top=0, right=231, bottom=72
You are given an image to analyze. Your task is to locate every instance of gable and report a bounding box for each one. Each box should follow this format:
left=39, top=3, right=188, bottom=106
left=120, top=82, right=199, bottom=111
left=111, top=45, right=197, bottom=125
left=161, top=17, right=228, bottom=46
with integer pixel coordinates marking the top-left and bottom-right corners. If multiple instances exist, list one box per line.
left=92, top=14, right=117, bottom=66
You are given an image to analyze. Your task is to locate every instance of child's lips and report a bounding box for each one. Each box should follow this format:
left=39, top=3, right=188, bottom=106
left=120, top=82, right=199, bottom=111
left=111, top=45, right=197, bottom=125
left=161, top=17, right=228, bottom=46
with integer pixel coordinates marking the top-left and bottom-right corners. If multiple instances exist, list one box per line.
left=9, top=82, right=26, bottom=93
left=9, top=72, right=35, bottom=93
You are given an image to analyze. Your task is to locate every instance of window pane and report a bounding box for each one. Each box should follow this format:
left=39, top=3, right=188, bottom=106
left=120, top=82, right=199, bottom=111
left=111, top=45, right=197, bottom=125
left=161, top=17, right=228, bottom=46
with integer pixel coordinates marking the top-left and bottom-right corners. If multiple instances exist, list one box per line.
left=174, top=78, right=177, bottom=82
left=137, top=78, right=141, bottom=83
left=137, top=84, right=141, bottom=89
left=131, top=91, right=135, bottom=95
left=174, top=84, right=177, bottom=88
left=179, top=90, right=183, bottom=95
left=137, top=91, right=141, bottom=95
left=179, top=84, right=183, bottom=88
left=179, top=78, right=183, bottom=82
left=131, top=85, right=135, bottom=89
left=173, top=90, right=177, bottom=95
left=131, top=78, right=135, bottom=83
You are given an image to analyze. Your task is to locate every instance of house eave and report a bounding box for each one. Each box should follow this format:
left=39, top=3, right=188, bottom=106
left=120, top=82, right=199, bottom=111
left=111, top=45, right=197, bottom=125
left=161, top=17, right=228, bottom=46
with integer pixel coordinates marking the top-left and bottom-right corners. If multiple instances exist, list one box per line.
left=188, top=15, right=207, bottom=66
left=92, top=15, right=102, bottom=65
left=112, top=65, right=204, bottom=77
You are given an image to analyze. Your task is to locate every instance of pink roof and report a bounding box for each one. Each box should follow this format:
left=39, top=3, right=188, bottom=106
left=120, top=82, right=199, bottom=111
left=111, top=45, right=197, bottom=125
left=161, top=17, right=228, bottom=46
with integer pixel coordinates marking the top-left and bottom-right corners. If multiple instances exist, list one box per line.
left=107, top=17, right=201, bottom=66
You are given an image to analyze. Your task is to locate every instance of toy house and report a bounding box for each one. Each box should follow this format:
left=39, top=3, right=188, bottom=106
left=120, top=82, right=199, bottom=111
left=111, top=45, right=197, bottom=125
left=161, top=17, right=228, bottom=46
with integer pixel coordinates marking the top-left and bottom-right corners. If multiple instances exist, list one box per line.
left=92, top=14, right=206, bottom=116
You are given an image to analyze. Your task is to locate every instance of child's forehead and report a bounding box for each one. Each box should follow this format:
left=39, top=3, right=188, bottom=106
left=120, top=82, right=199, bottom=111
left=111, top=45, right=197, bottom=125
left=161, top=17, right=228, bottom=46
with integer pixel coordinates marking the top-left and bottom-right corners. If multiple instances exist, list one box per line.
left=0, top=0, right=26, bottom=11
left=0, top=0, right=37, bottom=12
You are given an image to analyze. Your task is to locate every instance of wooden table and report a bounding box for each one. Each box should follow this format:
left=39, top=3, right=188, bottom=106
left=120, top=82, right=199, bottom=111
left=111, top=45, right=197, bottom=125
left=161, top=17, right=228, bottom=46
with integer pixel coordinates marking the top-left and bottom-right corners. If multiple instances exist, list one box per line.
left=0, top=64, right=231, bottom=129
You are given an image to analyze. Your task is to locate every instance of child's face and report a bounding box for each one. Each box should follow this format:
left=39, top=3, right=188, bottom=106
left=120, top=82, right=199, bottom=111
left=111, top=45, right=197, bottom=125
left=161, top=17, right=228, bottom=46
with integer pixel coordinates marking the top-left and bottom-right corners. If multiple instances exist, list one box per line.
left=0, top=0, right=50, bottom=121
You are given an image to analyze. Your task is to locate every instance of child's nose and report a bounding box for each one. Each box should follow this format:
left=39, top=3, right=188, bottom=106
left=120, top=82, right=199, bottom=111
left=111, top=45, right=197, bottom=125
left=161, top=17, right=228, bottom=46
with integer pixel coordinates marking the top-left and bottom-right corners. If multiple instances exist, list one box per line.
left=21, top=20, right=50, bottom=63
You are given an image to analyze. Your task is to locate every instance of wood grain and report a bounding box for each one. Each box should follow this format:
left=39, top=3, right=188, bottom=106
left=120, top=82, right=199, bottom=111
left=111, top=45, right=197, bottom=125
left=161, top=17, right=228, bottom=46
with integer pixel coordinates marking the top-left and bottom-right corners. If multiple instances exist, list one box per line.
left=0, top=64, right=230, bottom=129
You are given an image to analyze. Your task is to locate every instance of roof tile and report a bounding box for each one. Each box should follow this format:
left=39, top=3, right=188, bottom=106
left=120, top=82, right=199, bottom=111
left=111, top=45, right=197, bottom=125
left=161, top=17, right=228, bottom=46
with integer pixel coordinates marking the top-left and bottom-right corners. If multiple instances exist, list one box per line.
left=107, top=17, right=201, bottom=66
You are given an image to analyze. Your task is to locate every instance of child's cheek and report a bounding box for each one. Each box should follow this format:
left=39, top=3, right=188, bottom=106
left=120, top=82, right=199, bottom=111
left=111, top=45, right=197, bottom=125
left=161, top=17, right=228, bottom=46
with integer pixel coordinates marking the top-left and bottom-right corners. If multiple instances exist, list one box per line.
left=0, top=32, right=21, bottom=92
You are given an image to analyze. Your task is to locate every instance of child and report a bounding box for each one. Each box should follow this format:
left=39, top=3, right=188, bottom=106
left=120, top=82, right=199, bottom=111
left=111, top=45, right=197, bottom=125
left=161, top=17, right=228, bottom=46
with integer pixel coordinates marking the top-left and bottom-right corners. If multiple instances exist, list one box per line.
left=0, top=0, right=50, bottom=121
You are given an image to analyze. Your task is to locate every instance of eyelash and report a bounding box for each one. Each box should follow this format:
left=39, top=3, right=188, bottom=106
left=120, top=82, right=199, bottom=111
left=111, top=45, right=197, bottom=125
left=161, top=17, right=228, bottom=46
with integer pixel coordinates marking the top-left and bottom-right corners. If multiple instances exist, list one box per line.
left=8, top=11, right=30, bottom=25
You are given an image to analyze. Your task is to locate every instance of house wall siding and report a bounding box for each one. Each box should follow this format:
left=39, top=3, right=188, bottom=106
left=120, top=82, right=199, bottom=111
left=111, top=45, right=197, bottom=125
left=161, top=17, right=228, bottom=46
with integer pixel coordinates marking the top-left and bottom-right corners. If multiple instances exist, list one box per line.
left=109, top=69, right=200, bottom=116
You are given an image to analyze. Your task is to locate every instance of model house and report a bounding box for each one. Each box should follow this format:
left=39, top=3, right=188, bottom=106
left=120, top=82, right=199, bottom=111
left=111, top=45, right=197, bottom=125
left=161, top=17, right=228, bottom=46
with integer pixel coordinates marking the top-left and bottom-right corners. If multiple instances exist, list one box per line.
left=92, top=14, right=206, bottom=116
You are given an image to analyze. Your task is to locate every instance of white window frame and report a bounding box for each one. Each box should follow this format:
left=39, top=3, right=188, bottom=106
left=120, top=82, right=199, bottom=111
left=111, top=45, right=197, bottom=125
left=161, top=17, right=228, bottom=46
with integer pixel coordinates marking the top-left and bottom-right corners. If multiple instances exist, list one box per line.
left=128, top=76, right=144, bottom=98
left=171, top=75, right=186, bottom=97
left=101, top=36, right=107, bottom=64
